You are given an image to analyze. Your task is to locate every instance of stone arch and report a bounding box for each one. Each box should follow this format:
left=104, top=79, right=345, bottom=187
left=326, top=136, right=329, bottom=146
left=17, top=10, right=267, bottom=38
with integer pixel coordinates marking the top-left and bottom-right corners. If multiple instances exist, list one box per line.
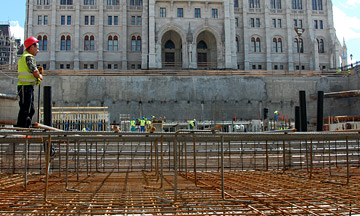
left=158, top=25, right=186, bottom=68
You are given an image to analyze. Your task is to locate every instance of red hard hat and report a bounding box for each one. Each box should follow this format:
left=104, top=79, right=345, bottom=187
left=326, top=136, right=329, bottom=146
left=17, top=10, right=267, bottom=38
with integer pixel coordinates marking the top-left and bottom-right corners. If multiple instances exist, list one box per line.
left=24, top=36, right=39, bottom=49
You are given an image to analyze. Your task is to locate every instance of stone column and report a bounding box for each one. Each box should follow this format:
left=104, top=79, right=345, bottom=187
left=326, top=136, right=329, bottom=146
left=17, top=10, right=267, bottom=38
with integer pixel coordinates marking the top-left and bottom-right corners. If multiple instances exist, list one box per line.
left=97, top=1, right=104, bottom=69
left=264, top=0, right=272, bottom=70
left=284, top=1, right=294, bottom=71
left=242, top=0, right=249, bottom=70
left=148, top=0, right=156, bottom=68
left=223, top=0, right=232, bottom=69
left=73, top=2, right=80, bottom=69
left=121, top=0, right=128, bottom=70
left=50, top=1, right=57, bottom=69
left=141, top=0, right=149, bottom=69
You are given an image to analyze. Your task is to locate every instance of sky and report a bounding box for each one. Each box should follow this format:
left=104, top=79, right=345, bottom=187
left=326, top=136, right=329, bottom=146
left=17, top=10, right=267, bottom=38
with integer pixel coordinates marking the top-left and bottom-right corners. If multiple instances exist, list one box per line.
left=0, top=0, right=359, bottom=64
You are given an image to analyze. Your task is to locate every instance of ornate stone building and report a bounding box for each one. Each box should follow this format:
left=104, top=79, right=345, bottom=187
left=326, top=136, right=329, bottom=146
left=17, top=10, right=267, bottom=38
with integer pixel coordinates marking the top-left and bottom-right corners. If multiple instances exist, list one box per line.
left=0, top=24, right=20, bottom=68
left=26, top=0, right=346, bottom=70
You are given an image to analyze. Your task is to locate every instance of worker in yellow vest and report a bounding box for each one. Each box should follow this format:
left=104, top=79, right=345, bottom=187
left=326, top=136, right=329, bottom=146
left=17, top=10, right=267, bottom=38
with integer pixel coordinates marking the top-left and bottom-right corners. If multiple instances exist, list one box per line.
left=130, top=117, right=136, bottom=132
left=16, top=37, right=43, bottom=128
left=140, top=117, right=146, bottom=132
left=146, top=117, right=152, bottom=132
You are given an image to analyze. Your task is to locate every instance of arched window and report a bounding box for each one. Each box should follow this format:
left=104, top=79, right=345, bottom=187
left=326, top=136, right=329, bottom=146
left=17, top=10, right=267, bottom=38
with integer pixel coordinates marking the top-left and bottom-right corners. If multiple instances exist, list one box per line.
left=197, top=40, right=207, bottom=49
left=251, top=37, right=255, bottom=52
left=236, top=37, right=239, bottom=52
left=272, top=38, right=277, bottom=52
left=137, top=36, right=141, bottom=51
left=113, top=36, right=118, bottom=51
left=108, top=36, right=113, bottom=51
left=256, top=38, right=261, bottom=52
left=293, top=38, right=298, bottom=53
left=318, top=39, right=324, bottom=53
left=66, top=35, right=71, bottom=51
left=131, top=36, right=136, bottom=51
left=90, top=35, right=95, bottom=50
left=299, top=38, right=303, bottom=53
left=43, top=35, right=47, bottom=51
left=277, top=38, right=282, bottom=53
left=61, top=35, right=66, bottom=50
left=165, top=40, right=175, bottom=49
left=84, top=35, right=89, bottom=50
left=37, top=35, right=43, bottom=51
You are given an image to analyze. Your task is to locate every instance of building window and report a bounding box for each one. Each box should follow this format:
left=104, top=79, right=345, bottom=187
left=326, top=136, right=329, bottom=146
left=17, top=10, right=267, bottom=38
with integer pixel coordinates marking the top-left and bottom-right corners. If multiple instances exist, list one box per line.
left=273, top=38, right=283, bottom=53
left=66, top=35, right=71, bottom=50
left=137, top=36, right=141, bottom=51
left=294, top=38, right=303, bottom=53
left=272, top=19, right=276, bottom=28
left=130, top=0, right=135, bottom=5
left=60, top=64, right=64, bottom=69
left=277, top=19, right=281, bottom=28
left=271, top=0, right=281, bottom=9
left=42, top=64, right=47, bottom=69
left=114, top=64, right=118, bottom=69
left=299, top=19, right=302, bottom=28
left=114, top=16, right=118, bottom=25
left=250, top=18, right=255, bottom=27
left=91, top=16, right=95, bottom=25
left=66, top=64, right=70, bottom=69
left=314, top=20, right=318, bottom=29
left=177, top=8, right=183, bottom=18
left=312, top=0, right=322, bottom=10
left=160, top=8, right=166, bottom=17
left=108, top=64, right=112, bottom=69
left=258, top=65, right=262, bottom=70
left=85, top=16, right=89, bottom=25
left=195, top=8, right=201, bottom=18
left=251, top=37, right=261, bottom=52
left=108, top=16, right=112, bottom=25
left=107, top=0, right=119, bottom=5
left=44, top=16, right=48, bottom=25
left=37, top=35, right=47, bottom=51
left=235, top=18, right=238, bottom=27
left=165, top=40, right=175, bottom=49
left=108, top=35, right=118, bottom=51
left=38, top=16, right=42, bottom=25
left=291, top=0, right=302, bottom=9
left=67, top=16, right=71, bottom=25
left=38, top=0, right=50, bottom=5
left=272, top=38, right=277, bottom=52
left=60, top=0, right=73, bottom=5
left=319, top=20, right=323, bottom=29
left=84, top=35, right=95, bottom=51
left=84, top=0, right=95, bottom=5
left=234, top=0, right=238, bottom=8
left=61, top=15, right=65, bottom=25
left=280, top=65, right=284, bottom=70
left=212, top=9, right=218, bottom=18
left=277, top=38, right=282, bottom=53
left=131, top=36, right=141, bottom=51
left=90, top=64, right=94, bottom=69
left=236, top=37, right=239, bottom=52
left=131, top=16, right=135, bottom=25
left=249, top=0, right=260, bottom=8
left=252, top=65, right=256, bottom=70
left=84, top=64, right=88, bottom=69
left=61, top=36, right=65, bottom=50
left=137, top=16, right=141, bottom=25
left=256, top=18, right=260, bottom=27
left=317, top=39, right=324, bottom=53
left=274, top=65, right=278, bottom=70
left=294, top=19, right=302, bottom=28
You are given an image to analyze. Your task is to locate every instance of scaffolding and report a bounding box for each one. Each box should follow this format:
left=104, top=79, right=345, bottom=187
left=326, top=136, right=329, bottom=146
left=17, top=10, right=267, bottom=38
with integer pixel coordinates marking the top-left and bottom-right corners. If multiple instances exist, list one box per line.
left=0, top=130, right=359, bottom=215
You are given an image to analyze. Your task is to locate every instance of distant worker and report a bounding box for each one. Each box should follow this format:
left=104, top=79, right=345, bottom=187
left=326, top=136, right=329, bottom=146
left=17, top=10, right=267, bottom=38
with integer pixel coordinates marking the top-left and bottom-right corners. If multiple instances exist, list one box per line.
left=274, top=110, right=279, bottom=122
left=146, top=117, right=152, bottom=132
left=16, top=37, right=43, bottom=128
left=140, top=117, right=146, bottom=132
left=189, top=119, right=196, bottom=130
left=130, top=117, right=136, bottom=132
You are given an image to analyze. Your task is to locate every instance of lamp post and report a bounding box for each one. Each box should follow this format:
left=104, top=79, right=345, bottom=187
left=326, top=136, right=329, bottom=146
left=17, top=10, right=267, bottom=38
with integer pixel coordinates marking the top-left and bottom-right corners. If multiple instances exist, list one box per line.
left=350, top=54, right=353, bottom=68
left=294, top=27, right=305, bottom=73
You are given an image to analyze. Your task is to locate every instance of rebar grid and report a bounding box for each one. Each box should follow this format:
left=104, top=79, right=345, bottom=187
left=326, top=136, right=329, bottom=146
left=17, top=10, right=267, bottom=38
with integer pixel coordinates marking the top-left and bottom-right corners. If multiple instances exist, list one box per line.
left=0, top=170, right=359, bottom=215
left=0, top=131, right=359, bottom=214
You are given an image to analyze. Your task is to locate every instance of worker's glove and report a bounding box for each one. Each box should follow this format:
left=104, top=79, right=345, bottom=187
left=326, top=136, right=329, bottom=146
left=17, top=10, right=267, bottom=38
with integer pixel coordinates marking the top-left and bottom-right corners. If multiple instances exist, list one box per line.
left=37, top=66, right=44, bottom=75
left=36, top=78, right=42, bottom=86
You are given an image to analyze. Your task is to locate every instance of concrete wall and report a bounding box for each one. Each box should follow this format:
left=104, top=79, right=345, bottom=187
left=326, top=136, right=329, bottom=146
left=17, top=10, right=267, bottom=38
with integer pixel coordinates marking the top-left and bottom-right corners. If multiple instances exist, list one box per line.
left=1, top=74, right=359, bottom=125
left=0, top=93, right=18, bottom=125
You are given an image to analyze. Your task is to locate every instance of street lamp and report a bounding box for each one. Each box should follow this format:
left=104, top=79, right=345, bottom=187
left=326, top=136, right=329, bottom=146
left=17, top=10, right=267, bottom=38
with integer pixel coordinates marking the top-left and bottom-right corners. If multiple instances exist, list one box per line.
left=350, top=54, right=353, bottom=68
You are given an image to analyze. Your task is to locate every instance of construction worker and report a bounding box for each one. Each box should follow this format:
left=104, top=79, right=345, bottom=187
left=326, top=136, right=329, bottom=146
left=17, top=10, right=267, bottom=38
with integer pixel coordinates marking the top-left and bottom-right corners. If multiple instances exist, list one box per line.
left=130, top=117, right=136, bottom=132
left=140, top=117, right=146, bottom=132
left=189, top=119, right=196, bottom=130
left=146, top=117, right=152, bottom=132
left=16, top=36, right=43, bottom=128
left=274, top=110, right=279, bottom=122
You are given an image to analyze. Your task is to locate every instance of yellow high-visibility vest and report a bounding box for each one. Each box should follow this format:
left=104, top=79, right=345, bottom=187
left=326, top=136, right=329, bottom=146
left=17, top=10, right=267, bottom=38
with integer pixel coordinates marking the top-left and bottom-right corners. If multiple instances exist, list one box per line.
left=140, top=119, right=145, bottom=126
left=17, top=51, right=37, bottom=86
left=130, top=120, right=136, bottom=126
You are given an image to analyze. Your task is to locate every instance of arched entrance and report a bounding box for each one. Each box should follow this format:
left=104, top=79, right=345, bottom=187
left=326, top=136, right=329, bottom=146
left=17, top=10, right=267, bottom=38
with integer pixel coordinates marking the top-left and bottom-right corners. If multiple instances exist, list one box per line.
left=196, top=31, right=217, bottom=68
left=161, top=30, right=182, bottom=68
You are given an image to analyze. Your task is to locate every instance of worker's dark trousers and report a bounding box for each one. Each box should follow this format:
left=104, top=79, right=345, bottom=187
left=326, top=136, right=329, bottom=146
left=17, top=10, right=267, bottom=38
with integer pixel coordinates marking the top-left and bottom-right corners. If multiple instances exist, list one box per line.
left=16, top=85, right=35, bottom=128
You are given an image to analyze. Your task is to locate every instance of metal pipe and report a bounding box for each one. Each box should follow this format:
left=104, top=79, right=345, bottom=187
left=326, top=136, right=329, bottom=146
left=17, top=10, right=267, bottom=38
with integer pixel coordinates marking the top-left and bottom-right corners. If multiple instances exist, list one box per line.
left=221, top=136, right=225, bottom=200
left=24, top=136, right=28, bottom=190
left=193, top=136, right=197, bottom=186
left=346, top=137, right=349, bottom=185
left=310, top=139, right=313, bottom=179
left=44, top=135, right=51, bottom=201
left=65, top=138, right=69, bottom=190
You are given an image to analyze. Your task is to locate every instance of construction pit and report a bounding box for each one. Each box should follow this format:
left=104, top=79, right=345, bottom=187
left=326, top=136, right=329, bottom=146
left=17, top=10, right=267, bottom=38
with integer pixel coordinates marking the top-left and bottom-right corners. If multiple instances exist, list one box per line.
left=0, top=130, right=360, bottom=215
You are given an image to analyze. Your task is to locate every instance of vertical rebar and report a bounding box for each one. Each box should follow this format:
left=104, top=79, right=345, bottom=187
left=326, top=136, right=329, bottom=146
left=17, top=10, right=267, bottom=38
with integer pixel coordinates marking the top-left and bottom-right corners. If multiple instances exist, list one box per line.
left=96, top=141, right=98, bottom=172
left=24, top=135, right=28, bottom=190
left=328, top=140, right=332, bottom=176
left=77, top=141, right=80, bottom=181
left=86, top=140, right=89, bottom=176
left=65, top=138, right=69, bottom=189
left=283, top=140, right=286, bottom=170
left=44, top=135, right=51, bottom=201
left=310, top=139, right=313, bottom=179
left=184, top=140, right=188, bottom=179
left=346, top=137, right=350, bottom=185
left=265, top=140, right=268, bottom=171
left=193, top=136, right=197, bottom=186
left=150, top=141, right=153, bottom=172
left=160, top=135, right=164, bottom=187
left=221, top=136, right=225, bottom=200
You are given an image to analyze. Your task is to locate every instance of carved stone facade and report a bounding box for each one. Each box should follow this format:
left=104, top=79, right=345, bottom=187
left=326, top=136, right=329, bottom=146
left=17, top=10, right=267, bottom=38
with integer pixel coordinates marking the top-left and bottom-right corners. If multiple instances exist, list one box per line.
left=26, top=0, right=346, bottom=70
